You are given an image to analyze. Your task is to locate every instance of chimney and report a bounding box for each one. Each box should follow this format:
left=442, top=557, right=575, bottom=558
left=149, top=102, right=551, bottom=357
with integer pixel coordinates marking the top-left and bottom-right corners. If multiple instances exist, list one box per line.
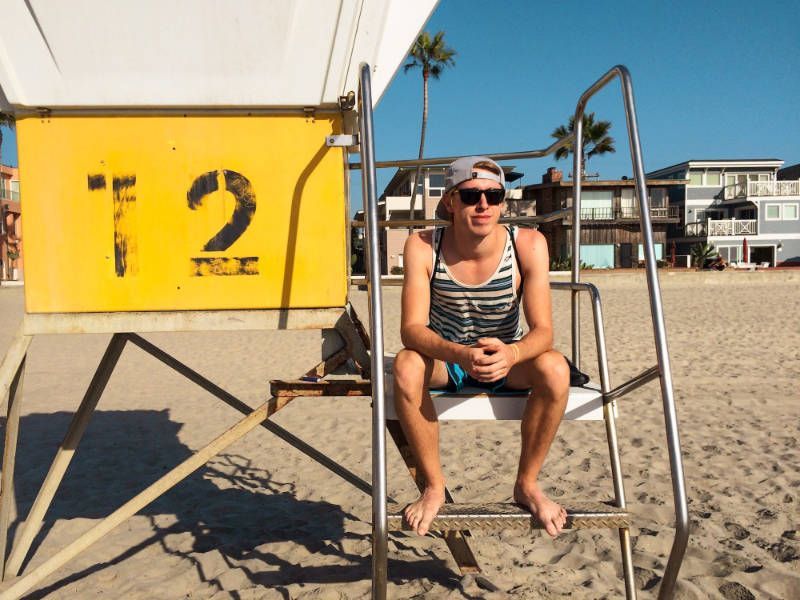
left=542, top=167, right=563, bottom=183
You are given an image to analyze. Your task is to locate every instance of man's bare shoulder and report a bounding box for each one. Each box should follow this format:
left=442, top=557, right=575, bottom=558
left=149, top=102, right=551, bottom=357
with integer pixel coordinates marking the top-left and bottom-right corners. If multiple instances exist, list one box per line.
left=514, top=227, right=549, bottom=274
left=405, top=228, right=436, bottom=254
left=515, top=227, right=547, bottom=251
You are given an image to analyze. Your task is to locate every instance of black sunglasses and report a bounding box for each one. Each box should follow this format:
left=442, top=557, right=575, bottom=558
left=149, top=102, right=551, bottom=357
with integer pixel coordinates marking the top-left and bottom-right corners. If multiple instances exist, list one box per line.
left=456, top=187, right=505, bottom=206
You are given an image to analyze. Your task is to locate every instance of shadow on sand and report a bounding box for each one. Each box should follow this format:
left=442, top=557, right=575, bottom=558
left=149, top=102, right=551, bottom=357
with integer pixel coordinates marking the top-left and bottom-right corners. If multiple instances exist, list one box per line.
left=1, top=410, right=476, bottom=598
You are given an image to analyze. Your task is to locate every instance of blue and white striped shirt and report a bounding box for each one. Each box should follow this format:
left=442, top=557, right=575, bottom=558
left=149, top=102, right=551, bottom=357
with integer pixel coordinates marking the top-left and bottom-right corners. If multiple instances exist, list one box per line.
left=428, top=226, right=523, bottom=346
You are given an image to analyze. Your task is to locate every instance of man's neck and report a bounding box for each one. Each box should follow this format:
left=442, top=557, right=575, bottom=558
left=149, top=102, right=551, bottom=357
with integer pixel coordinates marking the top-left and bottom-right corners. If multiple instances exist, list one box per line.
left=449, top=223, right=504, bottom=262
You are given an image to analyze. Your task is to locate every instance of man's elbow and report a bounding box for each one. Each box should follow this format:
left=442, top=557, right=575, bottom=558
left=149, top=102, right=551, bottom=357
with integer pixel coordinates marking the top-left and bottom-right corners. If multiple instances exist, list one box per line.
left=400, top=324, right=423, bottom=349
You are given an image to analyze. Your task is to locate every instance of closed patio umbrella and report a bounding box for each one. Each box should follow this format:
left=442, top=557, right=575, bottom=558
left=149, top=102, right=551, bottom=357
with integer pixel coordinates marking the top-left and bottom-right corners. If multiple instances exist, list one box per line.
left=742, top=237, right=749, bottom=263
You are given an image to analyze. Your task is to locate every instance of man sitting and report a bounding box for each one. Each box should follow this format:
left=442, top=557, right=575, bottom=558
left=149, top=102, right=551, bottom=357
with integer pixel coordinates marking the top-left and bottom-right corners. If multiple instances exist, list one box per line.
left=393, top=156, right=570, bottom=537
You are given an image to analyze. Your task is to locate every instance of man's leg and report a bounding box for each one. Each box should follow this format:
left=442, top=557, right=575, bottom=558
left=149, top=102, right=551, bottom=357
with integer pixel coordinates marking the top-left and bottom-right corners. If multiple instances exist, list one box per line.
left=393, top=348, right=449, bottom=535
left=506, top=349, right=570, bottom=537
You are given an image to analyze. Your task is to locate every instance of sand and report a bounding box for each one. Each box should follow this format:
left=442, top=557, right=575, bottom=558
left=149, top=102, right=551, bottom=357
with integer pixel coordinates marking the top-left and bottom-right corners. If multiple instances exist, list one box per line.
left=0, top=271, right=797, bottom=599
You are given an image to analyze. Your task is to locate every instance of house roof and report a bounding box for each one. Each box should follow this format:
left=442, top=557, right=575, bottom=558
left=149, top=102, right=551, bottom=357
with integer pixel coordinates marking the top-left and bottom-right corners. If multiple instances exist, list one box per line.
left=646, top=159, right=784, bottom=178
left=522, top=178, right=681, bottom=191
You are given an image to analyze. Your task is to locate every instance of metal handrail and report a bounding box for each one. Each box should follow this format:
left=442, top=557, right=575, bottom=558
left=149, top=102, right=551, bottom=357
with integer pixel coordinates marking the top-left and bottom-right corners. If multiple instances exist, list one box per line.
left=350, top=210, right=570, bottom=229
left=347, top=136, right=572, bottom=170
left=358, top=64, right=388, bottom=600
left=359, top=64, right=687, bottom=599
left=571, top=65, right=687, bottom=599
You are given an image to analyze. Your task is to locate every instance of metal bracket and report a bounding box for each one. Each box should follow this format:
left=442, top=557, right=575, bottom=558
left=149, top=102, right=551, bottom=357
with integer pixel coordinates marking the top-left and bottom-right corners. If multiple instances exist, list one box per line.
left=303, top=106, right=316, bottom=120
left=326, top=134, right=359, bottom=148
left=36, top=107, right=51, bottom=119
left=338, top=91, right=356, bottom=111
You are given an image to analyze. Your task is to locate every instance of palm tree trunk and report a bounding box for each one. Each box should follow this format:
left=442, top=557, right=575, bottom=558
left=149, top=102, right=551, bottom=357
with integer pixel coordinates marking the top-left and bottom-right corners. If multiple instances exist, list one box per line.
left=408, top=72, right=429, bottom=229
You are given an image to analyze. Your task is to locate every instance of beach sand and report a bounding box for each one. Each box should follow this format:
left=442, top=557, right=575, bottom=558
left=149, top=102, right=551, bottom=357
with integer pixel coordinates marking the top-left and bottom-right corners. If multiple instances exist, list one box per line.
left=0, top=271, right=797, bottom=599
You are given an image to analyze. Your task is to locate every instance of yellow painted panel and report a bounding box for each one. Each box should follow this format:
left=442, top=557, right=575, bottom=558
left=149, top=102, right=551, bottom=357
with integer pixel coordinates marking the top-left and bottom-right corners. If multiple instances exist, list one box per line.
left=18, top=115, right=348, bottom=313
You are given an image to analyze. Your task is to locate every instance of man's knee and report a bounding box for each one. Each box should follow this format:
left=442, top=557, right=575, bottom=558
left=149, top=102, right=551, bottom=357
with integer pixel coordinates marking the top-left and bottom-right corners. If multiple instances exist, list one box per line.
left=393, top=348, right=430, bottom=399
left=532, top=351, right=570, bottom=399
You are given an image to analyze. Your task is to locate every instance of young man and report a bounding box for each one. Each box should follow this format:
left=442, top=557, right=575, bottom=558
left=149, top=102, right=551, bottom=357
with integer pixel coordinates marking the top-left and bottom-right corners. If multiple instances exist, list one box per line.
left=393, top=156, right=570, bottom=537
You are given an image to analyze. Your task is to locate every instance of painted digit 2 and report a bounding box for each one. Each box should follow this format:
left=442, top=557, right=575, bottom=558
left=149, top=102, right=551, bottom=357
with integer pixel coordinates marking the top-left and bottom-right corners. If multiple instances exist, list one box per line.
left=187, top=170, right=259, bottom=276
left=88, top=170, right=258, bottom=278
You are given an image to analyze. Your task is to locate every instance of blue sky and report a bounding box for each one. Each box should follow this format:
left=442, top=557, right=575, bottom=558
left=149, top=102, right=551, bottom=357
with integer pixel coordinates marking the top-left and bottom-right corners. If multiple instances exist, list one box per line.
left=3, top=0, right=798, bottom=216
left=356, top=0, right=800, bottom=213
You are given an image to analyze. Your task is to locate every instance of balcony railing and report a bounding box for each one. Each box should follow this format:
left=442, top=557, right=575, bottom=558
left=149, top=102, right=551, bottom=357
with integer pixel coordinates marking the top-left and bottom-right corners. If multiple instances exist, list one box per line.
left=707, top=219, right=757, bottom=236
left=570, top=206, right=679, bottom=221
left=723, top=179, right=800, bottom=200
left=684, top=221, right=707, bottom=237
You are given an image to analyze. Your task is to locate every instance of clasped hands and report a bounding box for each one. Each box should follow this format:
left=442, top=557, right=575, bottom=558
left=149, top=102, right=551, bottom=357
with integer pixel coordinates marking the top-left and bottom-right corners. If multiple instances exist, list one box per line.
left=458, top=337, right=520, bottom=383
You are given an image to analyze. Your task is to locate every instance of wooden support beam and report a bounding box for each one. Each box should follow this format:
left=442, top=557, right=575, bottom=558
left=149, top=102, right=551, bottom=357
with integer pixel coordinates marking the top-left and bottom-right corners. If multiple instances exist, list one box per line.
left=270, top=379, right=371, bottom=397
left=0, top=400, right=277, bottom=600
left=0, top=356, right=26, bottom=579
left=4, top=335, right=128, bottom=579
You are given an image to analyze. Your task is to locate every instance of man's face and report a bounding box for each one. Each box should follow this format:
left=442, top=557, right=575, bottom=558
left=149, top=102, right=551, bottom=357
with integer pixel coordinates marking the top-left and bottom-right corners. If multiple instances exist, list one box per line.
left=448, top=170, right=504, bottom=234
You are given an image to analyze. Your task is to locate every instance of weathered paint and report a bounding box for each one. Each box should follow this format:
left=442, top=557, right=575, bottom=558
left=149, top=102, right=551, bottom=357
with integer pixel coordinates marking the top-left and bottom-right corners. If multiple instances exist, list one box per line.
left=18, top=115, right=347, bottom=312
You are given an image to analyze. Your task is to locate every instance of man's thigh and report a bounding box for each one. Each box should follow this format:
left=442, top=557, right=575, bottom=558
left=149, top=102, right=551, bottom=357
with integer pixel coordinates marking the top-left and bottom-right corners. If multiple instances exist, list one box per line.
left=504, top=350, right=568, bottom=391
left=394, top=348, right=450, bottom=391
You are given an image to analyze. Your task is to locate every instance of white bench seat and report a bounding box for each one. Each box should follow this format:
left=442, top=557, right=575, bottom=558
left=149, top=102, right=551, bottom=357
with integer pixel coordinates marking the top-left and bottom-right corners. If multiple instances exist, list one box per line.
left=383, top=355, right=604, bottom=421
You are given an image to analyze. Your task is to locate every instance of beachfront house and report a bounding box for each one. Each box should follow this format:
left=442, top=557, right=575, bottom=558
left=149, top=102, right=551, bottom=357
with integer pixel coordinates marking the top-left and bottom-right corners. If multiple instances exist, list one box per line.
left=516, top=168, right=680, bottom=269
left=362, top=166, right=523, bottom=274
left=646, top=160, right=800, bottom=267
left=0, top=164, right=22, bottom=280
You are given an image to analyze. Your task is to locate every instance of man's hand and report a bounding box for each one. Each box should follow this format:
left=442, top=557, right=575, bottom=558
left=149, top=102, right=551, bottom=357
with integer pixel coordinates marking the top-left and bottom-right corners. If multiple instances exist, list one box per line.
left=466, top=337, right=518, bottom=383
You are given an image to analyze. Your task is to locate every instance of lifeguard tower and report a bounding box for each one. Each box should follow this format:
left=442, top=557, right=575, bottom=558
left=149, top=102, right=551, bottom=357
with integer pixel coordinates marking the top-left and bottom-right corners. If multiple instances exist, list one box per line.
left=0, top=2, right=688, bottom=598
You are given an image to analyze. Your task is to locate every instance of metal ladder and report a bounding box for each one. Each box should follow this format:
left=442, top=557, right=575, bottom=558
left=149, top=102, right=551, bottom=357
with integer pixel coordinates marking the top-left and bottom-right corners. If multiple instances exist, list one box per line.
left=356, top=63, right=689, bottom=599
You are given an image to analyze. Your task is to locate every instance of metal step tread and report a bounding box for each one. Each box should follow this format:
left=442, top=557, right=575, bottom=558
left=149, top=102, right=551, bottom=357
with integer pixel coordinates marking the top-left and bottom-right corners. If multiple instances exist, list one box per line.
left=387, top=501, right=630, bottom=532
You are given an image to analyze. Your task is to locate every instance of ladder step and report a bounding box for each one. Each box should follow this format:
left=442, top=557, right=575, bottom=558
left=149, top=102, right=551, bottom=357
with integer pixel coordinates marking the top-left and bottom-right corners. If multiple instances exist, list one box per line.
left=387, top=502, right=630, bottom=533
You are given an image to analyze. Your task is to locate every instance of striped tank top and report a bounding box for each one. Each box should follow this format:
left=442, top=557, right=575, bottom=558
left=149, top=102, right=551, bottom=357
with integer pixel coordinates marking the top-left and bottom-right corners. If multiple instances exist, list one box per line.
left=428, top=226, right=524, bottom=346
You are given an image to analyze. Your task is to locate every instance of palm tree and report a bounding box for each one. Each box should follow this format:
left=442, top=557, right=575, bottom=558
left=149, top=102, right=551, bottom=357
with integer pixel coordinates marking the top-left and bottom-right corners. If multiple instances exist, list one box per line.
left=691, top=242, right=717, bottom=268
left=403, top=30, right=455, bottom=225
left=551, top=112, right=615, bottom=179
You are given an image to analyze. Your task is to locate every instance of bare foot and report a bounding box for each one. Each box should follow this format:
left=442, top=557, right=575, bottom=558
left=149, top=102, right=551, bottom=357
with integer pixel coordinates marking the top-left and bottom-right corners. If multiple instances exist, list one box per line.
left=404, top=486, right=445, bottom=536
left=514, top=481, right=567, bottom=538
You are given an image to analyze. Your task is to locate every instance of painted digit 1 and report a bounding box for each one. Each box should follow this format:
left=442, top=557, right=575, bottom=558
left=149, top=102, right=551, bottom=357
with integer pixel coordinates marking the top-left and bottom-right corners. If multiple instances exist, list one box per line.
left=186, top=169, right=259, bottom=276
left=87, top=173, right=138, bottom=277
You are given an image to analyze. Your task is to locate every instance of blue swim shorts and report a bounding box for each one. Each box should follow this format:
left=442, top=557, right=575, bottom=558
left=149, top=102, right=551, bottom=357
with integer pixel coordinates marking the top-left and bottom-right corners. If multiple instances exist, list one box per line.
left=441, top=362, right=523, bottom=395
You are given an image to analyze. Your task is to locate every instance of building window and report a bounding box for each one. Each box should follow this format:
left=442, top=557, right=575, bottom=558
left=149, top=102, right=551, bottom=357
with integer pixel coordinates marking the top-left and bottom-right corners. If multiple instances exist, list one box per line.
left=579, top=190, right=613, bottom=219
left=637, top=244, right=664, bottom=261
left=765, top=204, right=781, bottom=220
left=705, top=171, right=721, bottom=186
left=429, top=174, right=445, bottom=188
left=689, top=171, right=704, bottom=186
left=784, top=204, right=799, bottom=220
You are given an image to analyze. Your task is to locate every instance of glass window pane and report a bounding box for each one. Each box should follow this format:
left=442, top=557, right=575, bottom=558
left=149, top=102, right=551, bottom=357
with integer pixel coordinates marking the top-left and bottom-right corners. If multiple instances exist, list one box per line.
left=428, top=188, right=442, bottom=197
left=582, top=190, right=613, bottom=203
left=784, top=204, right=798, bottom=219
left=766, top=205, right=780, bottom=219
left=706, top=172, right=721, bottom=186
left=650, top=188, right=666, bottom=207
left=429, top=174, right=445, bottom=188
left=689, top=171, right=704, bottom=185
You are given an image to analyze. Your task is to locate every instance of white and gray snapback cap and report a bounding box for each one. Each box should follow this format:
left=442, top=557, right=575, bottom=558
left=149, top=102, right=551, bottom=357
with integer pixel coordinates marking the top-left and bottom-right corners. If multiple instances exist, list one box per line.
left=437, top=156, right=506, bottom=220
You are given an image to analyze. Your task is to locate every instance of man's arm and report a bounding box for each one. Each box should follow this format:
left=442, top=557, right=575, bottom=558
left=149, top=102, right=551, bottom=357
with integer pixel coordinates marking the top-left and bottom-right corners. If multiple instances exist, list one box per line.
left=400, top=232, right=481, bottom=367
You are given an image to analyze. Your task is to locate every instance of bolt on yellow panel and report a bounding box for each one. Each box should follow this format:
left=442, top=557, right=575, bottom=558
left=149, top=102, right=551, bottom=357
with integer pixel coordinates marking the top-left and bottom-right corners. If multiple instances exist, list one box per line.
left=18, top=115, right=348, bottom=313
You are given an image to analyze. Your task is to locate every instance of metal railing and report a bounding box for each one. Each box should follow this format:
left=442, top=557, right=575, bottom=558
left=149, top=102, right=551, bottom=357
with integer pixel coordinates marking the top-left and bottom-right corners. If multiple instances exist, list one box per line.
left=724, top=179, right=800, bottom=200
left=708, top=219, right=757, bottom=236
left=566, top=206, right=679, bottom=221
left=684, top=221, right=707, bottom=237
left=358, top=63, right=687, bottom=600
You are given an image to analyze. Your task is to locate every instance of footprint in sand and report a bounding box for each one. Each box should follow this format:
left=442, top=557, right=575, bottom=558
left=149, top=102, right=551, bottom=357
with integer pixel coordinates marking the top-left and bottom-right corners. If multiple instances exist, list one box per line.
left=724, top=522, right=750, bottom=540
